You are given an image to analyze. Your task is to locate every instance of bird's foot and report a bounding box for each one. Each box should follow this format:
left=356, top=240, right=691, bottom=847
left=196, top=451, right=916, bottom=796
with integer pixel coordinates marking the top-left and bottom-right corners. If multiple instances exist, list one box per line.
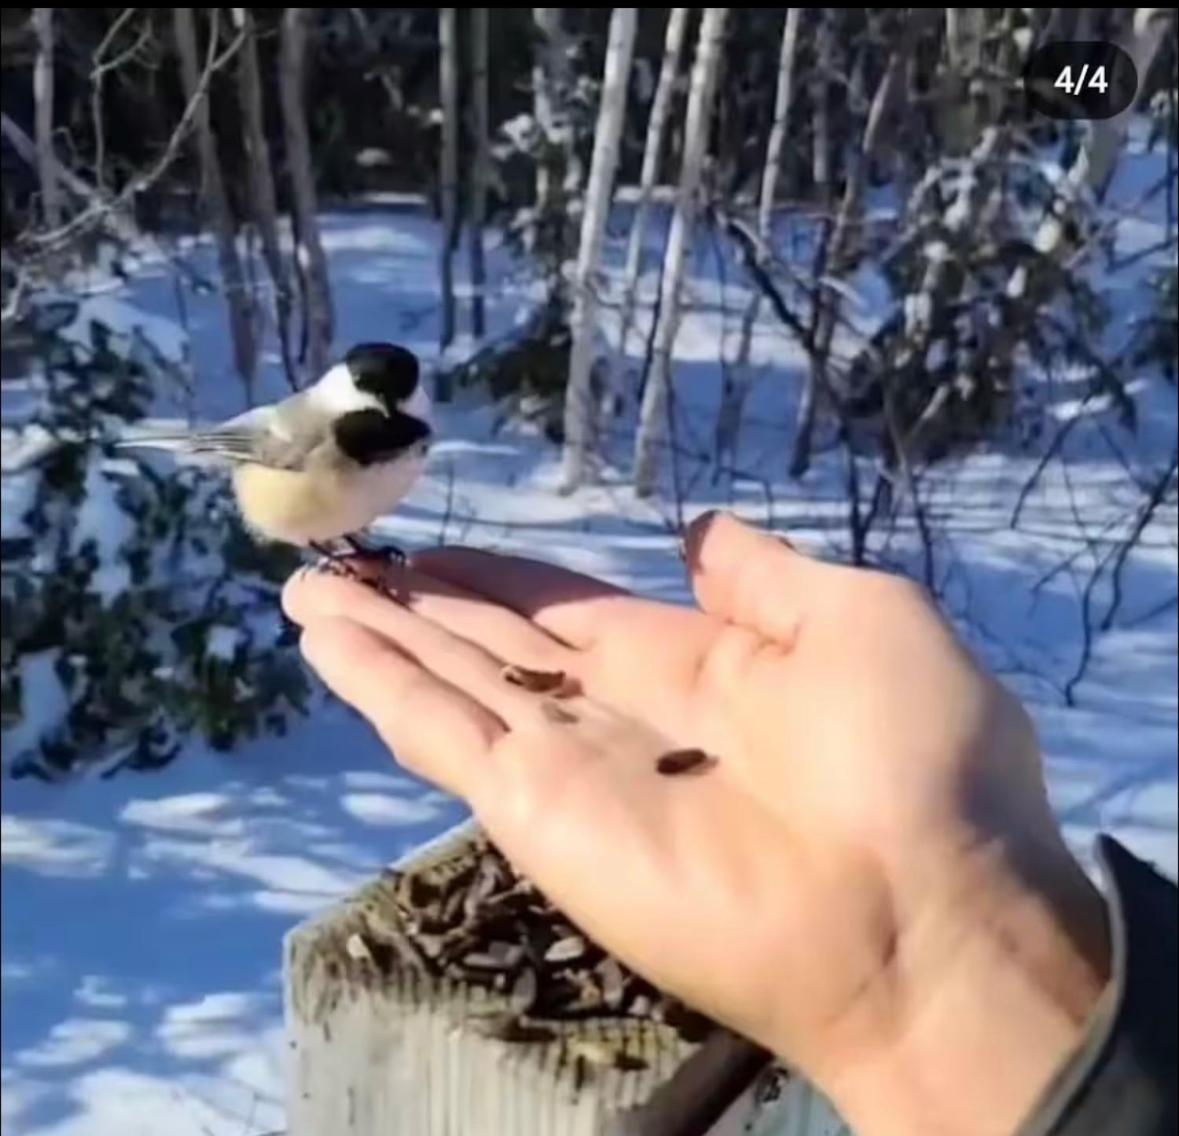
left=309, top=539, right=405, bottom=602
left=343, top=534, right=407, bottom=569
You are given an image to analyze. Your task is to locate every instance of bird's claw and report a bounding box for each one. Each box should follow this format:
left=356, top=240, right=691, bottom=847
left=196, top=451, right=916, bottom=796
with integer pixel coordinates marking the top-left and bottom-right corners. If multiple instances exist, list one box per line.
left=308, top=540, right=405, bottom=603
left=344, top=535, right=407, bottom=568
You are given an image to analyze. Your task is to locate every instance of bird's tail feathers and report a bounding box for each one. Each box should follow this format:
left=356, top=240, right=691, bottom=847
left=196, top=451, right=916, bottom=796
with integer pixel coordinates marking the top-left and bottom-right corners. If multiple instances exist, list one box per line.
left=115, top=428, right=257, bottom=462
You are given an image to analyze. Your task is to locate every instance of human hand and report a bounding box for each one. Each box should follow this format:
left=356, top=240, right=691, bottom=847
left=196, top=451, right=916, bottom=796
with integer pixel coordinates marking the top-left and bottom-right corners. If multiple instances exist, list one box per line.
left=282, top=512, right=1110, bottom=1136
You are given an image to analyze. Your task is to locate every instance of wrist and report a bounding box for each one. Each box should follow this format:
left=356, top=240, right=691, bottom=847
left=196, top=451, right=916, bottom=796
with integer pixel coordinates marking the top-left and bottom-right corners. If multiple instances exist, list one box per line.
left=810, top=832, right=1112, bottom=1136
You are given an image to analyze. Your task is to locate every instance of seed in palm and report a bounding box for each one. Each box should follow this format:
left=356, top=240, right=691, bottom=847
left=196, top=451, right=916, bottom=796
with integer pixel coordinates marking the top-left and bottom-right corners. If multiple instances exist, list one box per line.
left=655, top=749, right=717, bottom=777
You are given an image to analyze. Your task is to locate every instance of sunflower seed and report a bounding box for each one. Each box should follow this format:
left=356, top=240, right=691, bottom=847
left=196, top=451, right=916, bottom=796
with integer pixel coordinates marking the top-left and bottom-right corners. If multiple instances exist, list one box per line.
left=596, top=957, right=625, bottom=1010
left=508, top=968, right=538, bottom=1014
left=544, top=935, right=587, bottom=963
left=463, top=942, right=524, bottom=971
left=629, top=994, right=652, bottom=1018
left=500, top=664, right=571, bottom=695
left=655, top=748, right=716, bottom=776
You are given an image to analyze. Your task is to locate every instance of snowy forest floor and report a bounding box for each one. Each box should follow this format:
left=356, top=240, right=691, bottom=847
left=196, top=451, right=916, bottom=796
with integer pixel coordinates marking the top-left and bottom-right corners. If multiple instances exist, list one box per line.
left=2, top=192, right=1176, bottom=1135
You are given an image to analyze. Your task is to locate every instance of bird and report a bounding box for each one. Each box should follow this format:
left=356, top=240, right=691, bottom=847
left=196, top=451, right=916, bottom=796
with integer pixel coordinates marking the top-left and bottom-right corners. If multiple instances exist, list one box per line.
left=117, top=342, right=431, bottom=586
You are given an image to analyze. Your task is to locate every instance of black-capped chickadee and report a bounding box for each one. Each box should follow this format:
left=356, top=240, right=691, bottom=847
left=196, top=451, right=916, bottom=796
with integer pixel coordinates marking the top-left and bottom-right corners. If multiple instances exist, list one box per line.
left=118, top=342, right=431, bottom=574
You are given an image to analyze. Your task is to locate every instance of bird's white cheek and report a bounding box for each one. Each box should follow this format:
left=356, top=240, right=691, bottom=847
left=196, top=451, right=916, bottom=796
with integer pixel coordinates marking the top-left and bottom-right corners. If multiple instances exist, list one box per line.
left=368, top=452, right=426, bottom=511
left=402, top=383, right=432, bottom=428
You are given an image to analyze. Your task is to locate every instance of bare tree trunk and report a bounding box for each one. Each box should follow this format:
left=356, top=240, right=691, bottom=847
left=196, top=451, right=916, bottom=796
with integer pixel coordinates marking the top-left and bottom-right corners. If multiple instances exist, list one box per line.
left=788, top=10, right=833, bottom=478
left=791, top=23, right=918, bottom=478
left=560, top=8, right=638, bottom=491
left=608, top=7, right=689, bottom=414
left=438, top=7, right=459, bottom=392
left=0, top=111, right=137, bottom=245
left=1009, top=7, right=1172, bottom=306
left=532, top=5, right=581, bottom=297
left=633, top=8, right=729, bottom=498
left=533, top=9, right=582, bottom=200
left=940, top=7, right=985, bottom=153
left=279, top=7, right=333, bottom=381
left=233, top=7, right=297, bottom=391
left=1089, top=8, right=1172, bottom=198
left=810, top=14, right=831, bottom=199
left=468, top=8, right=490, bottom=341
left=173, top=8, right=257, bottom=399
left=717, top=7, right=802, bottom=466
left=531, top=9, right=558, bottom=216
left=33, top=7, right=60, bottom=230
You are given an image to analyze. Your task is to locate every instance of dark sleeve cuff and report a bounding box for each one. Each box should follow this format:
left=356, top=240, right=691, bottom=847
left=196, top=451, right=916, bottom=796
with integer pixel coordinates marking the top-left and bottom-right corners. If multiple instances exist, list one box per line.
left=1016, top=834, right=1177, bottom=1136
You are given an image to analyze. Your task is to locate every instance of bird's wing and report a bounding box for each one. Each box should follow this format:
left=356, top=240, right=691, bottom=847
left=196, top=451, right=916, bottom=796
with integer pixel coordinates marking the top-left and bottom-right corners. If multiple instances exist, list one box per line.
left=117, top=403, right=325, bottom=470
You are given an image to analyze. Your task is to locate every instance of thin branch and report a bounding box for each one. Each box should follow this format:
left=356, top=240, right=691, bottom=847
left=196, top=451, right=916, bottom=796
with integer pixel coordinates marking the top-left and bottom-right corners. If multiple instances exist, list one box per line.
left=1063, top=539, right=1120, bottom=706
left=1101, top=446, right=1179, bottom=631
left=1010, top=399, right=1092, bottom=529
left=29, top=18, right=247, bottom=252
left=91, top=7, right=147, bottom=193
left=718, top=211, right=815, bottom=351
left=881, top=385, right=935, bottom=587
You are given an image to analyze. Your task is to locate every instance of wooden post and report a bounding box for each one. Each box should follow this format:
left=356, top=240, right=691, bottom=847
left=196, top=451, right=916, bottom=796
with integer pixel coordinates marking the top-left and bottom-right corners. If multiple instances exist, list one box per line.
left=284, top=821, right=850, bottom=1135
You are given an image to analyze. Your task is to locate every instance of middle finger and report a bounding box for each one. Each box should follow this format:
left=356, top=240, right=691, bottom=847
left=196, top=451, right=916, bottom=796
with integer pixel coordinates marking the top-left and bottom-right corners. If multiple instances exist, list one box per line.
left=284, top=568, right=570, bottom=720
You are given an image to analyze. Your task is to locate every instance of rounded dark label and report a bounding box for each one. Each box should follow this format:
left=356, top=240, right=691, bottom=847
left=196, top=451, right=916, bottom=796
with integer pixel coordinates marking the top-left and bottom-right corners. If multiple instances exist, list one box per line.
left=1023, top=41, right=1139, bottom=121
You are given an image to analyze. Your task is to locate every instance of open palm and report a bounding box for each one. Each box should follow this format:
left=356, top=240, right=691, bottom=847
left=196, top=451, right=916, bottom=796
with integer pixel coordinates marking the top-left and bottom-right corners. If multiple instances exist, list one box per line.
left=282, top=512, right=1098, bottom=1132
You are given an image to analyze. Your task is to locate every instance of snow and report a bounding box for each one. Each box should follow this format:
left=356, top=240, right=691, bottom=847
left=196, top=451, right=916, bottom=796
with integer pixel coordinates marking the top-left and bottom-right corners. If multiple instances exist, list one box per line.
left=1, top=655, right=70, bottom=769
left=58, top=293, right=189, bottom=370
left=16, top=1021, right=134, bottom=1070
left=2, top=170, right=1176, bottom=1136
left=2, top=699, right=468, bottom=1136
left=71, top=458, right=134, bottom=602
left=204, top=627, right=242, bottom=663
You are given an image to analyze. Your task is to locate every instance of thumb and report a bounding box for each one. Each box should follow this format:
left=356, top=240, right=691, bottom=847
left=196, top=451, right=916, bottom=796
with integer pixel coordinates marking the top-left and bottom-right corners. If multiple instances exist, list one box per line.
left=683, top=512, right=830, bottom=646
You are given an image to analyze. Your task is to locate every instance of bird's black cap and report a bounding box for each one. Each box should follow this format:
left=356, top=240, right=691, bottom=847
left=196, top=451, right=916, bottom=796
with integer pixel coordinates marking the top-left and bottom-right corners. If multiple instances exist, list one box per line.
left=344, top=343, right=420, bottom=408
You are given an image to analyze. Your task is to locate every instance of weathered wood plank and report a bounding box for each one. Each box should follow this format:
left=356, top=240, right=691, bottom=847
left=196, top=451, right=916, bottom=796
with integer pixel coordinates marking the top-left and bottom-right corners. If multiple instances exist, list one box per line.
left=284, top=820, right=852, bottom=1135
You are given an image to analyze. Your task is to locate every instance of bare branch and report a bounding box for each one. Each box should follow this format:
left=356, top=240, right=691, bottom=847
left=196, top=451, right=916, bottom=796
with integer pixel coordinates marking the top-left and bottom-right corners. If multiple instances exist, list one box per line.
left=1102, top=446, right=1179, bottom=632
left=27, top=19, right=247, bottom=253
left=91, top=8, right=151, bottom=193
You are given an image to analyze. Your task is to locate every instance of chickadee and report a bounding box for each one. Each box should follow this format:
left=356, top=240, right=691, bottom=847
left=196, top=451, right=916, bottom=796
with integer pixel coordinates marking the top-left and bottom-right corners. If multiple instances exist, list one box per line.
left=118, top=342, right=431, bottom=575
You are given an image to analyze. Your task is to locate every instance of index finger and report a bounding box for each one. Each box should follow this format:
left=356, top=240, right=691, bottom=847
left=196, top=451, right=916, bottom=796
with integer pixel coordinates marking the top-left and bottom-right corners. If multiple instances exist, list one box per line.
left=299, top=614, right=505, bottom=801
left=409, top=547, right=640, bottom=650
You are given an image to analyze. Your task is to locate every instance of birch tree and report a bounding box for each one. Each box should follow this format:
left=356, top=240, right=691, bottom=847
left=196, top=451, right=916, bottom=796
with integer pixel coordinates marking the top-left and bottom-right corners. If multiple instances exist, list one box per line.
left=995, top=10, right=1173, bottom=362
left=560, top=8, right=638, bottom=491
left=532, top=9, right=581, bottom=210
left=32, top=8, right=60, bottom=230
left=790, top=28, right=915, bottom=478
left=468, top=8, right=490, bottom=340
left=173, top=8, right=257, bottom=397
left=279, top=7, right=333, bottom=381
left=233, top=7, right=296, bottom=390
left=530, top=6, right=581, bottom=300
left=716, top=7, right=802, bottom=467
left=939, top=8, right=985, bottom=153
left=608, top=7, right=689, bottom=416
left=633, top=8, right=729, bottom=498
left=1053, top=8, right=1171, bottom=209
left=531, top=9, right=559, bottom=217
left=438, top=7, right=459, bottom=380
left=810, top=13, right=832, bottom=200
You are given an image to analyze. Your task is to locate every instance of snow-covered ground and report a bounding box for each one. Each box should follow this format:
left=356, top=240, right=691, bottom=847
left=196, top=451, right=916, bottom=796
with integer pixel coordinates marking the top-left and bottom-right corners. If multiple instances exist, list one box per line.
left=2, top=183, right=1176, bottom=1134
